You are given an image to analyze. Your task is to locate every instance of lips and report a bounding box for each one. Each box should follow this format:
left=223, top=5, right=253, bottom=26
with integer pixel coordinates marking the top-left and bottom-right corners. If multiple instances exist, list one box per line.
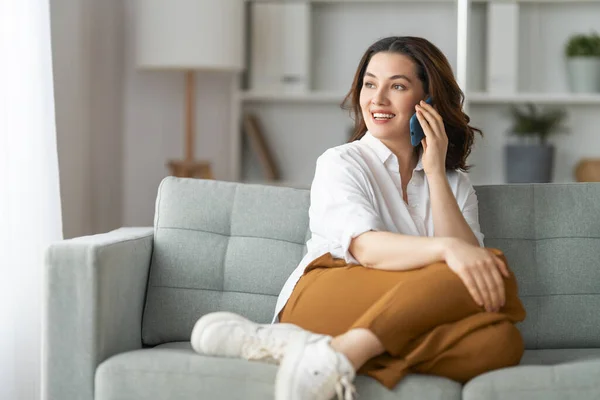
left=371, top=110, right=396, bottom=121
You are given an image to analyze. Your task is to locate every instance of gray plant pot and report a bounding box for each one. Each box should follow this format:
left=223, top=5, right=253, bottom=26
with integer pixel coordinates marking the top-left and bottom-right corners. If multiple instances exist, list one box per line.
left=505, top=144, right=555, bottom=183
left=566, top=57, right=600, bottom=93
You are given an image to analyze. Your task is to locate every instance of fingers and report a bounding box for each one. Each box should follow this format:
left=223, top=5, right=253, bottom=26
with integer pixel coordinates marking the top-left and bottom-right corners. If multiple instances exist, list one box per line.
left=489, top=266, right=506, bottom=309
left=418, top=100, right=443, bottom=125
left=416, top=101, right=444, bottom=136
left=495, top=255, right=511, bottom=278
left=481, top=263, right=505, bottom=312
left=415, top=108, right=434, bottom=138
left=469, top=268, right=493, bottom=312
left=458, top=268, right=484, bottom=309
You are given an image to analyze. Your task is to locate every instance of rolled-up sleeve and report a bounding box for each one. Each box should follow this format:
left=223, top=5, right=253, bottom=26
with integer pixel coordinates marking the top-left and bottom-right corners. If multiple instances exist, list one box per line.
left=459, top=177, right=485, bottom=247
left=309, top=150, right=386, bottom=263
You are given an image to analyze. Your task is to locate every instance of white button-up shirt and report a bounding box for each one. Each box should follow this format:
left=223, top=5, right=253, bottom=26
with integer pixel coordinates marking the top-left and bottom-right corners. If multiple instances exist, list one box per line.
left=273, top=131, right=485, bottom=322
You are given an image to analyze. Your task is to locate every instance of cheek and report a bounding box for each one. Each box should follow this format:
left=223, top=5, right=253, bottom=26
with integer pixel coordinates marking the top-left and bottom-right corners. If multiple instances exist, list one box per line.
left=359, top=97, right=370, bottom=117
left=397, top=101, right=417, bottom=118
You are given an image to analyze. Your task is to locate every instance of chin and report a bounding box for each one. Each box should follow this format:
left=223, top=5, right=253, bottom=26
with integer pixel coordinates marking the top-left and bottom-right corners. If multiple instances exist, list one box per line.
left=367, top=125, right=399, bottom=140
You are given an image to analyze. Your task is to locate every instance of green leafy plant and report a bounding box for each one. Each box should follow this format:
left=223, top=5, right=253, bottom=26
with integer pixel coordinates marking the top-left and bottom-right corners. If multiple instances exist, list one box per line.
left=507, top=103, right=569, bottom=144
left=565, top=32, right=600, bottom=57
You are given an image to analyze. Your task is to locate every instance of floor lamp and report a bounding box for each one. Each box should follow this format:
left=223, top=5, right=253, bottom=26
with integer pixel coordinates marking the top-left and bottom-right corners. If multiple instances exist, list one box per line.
left=135, top=0, right=245, bottom=179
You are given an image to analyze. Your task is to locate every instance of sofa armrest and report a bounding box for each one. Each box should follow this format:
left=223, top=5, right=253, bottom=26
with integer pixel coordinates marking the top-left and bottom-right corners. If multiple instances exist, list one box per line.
left=42, top=227, right=154, bottom=400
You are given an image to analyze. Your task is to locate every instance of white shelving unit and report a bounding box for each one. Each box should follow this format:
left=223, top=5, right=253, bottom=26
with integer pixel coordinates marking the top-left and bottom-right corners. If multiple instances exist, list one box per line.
left=233, top=0, right=600, bottom=187
left=468, top=92, right=600, bottom=105
left=241, top=91, right=600, bottom=105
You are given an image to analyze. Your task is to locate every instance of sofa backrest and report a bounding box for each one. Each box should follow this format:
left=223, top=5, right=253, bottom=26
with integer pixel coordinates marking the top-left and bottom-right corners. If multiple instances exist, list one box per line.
left=476, top=184, right=600, bottom=349
left=143, top=178, right=600, bottom=349
left=142, top=178, right=311, bottom=345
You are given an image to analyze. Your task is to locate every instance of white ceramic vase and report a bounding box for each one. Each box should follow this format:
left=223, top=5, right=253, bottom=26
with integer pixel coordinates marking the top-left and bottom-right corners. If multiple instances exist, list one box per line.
left=566, top=57, right=600, bottom=93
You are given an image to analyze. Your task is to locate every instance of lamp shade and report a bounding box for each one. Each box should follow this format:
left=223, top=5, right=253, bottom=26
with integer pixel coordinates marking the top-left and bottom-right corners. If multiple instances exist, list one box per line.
left=135, top=0, right=245, bottom=71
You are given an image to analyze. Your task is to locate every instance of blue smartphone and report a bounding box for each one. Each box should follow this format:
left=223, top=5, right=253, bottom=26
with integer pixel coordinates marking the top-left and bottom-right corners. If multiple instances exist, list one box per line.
left=410, top=97, right=433, bottom=147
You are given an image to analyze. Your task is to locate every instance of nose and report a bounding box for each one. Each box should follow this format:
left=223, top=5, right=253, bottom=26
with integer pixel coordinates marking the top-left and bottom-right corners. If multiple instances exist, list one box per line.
left=371, top=87, right=388, bottom=106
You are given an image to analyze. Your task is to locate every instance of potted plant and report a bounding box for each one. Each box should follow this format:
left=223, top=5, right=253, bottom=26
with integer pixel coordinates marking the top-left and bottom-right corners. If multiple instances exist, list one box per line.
left=565, top=32, right=600, bottom=93
left=505, top=103, right=568, bottom=183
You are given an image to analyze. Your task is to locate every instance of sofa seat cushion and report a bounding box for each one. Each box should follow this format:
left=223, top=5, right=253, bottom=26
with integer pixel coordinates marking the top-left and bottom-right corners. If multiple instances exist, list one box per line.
left=463, top=348, right=600, bottom=400
left=95, top=342, right=461, bottom=400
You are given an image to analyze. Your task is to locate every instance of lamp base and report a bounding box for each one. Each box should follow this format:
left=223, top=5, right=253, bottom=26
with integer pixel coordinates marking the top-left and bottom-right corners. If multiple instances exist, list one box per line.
left=167, top=159, right=213, bottom=179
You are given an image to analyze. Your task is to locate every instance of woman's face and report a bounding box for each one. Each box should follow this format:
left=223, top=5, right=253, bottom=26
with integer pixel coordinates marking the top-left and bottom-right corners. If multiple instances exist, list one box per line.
left=359, top=52, right=426, bottom=142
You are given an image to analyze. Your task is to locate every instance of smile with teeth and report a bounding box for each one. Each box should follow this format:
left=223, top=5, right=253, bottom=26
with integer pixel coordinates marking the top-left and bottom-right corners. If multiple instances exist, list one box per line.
left=373, top=112, right=396, bottom=120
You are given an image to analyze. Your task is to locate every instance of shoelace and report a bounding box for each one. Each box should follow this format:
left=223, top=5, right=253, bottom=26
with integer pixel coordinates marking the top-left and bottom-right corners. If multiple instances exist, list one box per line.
left=335, top=375, right=357, bottom=400
left=241, top=330, right=287, bottom=363
left=314, top=368, right=356, bottom=400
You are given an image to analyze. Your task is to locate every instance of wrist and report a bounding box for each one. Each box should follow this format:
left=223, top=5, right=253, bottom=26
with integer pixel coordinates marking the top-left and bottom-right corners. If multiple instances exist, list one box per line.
left=437, top=237, right=457, bottom=261
left=426, top=171, right=448, bottom=185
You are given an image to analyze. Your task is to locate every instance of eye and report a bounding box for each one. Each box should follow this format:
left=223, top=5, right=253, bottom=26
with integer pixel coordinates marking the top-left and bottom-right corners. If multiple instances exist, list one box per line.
left=393, top=84, right=405, bottom=90
left=364, top=82, right=375, bottom=89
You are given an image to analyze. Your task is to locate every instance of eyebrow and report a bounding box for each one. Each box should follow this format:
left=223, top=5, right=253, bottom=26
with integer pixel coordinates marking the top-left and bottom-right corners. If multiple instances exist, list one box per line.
left=365, top=72, right=412, bottom=83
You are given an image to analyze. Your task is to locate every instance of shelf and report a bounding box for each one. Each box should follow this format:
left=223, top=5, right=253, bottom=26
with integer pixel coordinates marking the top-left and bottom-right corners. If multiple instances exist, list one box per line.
left=241, top=91, right=347, bottom=104
left=246, top=0, right=457, bottom=3
left=246, top=0, right=600, bottom=3
left=467, top=92, right=600, bottom=105
left=242, top=91, right=600, bottom=105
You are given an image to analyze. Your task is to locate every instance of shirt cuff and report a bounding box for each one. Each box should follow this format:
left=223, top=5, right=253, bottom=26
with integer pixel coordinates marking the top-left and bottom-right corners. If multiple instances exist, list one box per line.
left=339, top=220, right=383, bottom=264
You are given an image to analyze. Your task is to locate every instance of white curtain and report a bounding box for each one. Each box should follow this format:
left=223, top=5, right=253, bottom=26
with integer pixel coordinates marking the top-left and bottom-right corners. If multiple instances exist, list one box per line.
left=0, top=0, right=64, bottom=399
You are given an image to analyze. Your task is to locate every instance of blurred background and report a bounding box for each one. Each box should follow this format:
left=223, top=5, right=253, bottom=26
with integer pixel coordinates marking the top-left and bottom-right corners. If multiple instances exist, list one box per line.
left=50, top=0, right=600, bottom=239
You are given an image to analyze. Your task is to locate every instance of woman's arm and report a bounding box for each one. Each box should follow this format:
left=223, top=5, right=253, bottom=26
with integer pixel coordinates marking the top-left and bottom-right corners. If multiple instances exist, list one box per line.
left=349, top=231, right=451, bottom=271
left=428, top=175, right=480, bottom=247
left=351, top=231, right=509, bottom=312
left=414, top=100, right=481, bottom=247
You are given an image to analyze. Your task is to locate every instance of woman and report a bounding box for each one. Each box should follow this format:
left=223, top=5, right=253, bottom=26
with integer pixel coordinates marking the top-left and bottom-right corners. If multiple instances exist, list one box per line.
left=190, top=36, right=526, bottom=400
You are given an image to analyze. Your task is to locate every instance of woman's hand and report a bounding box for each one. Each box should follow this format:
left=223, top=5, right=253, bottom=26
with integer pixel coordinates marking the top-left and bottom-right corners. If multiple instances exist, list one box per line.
left=415, top=100, right=448, bottom=179
left=443, top=238, right=511, bottom=312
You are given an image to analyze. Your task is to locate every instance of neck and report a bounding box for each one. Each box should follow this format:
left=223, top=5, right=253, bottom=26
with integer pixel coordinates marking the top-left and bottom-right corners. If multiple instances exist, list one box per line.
left=382, top=138, right=419, bottom=176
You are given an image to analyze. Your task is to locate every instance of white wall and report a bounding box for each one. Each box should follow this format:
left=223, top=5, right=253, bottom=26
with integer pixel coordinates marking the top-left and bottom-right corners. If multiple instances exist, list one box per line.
left=89, top=0, right=125, bottom=235
left=50, top=0, right=124, bottom=238
left=50, top=0, right=93, bottom=239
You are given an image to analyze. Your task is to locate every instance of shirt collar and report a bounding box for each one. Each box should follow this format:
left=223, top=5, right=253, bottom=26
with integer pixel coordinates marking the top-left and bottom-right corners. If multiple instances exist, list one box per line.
left=361, top=131, right=424, bottom=172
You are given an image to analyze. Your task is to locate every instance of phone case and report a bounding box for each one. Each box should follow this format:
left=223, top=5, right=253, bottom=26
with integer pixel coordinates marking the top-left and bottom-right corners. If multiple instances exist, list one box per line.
left=410, top=97, right=433, bottom=147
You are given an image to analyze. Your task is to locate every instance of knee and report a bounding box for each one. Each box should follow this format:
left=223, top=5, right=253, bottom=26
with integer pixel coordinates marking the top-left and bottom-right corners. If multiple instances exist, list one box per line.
left=481, top=322, right=524, bottom=369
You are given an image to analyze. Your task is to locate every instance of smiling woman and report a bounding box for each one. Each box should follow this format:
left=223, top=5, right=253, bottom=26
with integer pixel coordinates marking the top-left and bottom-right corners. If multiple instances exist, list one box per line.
left=343, top=36, right=482, bottom=173
left=189, top=36, right=525, bottom=400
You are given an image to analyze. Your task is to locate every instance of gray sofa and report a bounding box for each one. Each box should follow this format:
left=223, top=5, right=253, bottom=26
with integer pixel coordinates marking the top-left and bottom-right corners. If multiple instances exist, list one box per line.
left=43, top=177, right=600, bottom=400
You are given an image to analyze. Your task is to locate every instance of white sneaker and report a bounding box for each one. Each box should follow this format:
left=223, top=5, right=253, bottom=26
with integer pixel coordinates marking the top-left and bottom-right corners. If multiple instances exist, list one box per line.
left=276, top=334, right=357, bottom=400
left=190, top=311, right=318, bottom=364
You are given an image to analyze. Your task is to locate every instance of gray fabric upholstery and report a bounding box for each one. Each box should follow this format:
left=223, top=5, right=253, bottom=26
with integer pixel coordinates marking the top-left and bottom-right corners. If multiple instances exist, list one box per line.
left=43, top=227, right=154, bottom=400
left=463, top=349, right=600, bottom=400
left=44, top=178, right=600, bottom=399
left=96, top=342, right=461, bottom=400
left=142, top=178, right=310, bottom=345
left=476, top=184, right=600, bottom=349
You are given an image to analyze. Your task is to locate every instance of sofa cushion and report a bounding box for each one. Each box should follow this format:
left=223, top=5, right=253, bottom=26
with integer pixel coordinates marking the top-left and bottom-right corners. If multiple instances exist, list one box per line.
left=95, top=342, right=461, bottom=400
left=475, top=184, right=600, bottom=349
left=142, top=178, right=312, bottom=345
left=462, top=348, right=600, bottom=400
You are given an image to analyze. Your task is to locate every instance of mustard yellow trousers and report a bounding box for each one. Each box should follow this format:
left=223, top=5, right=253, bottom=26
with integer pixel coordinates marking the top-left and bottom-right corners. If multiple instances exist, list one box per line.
left=279, top=248, right=526, bottom=389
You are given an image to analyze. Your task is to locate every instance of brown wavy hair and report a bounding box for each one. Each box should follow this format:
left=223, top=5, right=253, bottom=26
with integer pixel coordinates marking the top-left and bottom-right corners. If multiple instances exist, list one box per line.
left=342, top=36, right=482, bottom=171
